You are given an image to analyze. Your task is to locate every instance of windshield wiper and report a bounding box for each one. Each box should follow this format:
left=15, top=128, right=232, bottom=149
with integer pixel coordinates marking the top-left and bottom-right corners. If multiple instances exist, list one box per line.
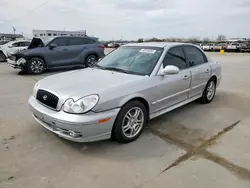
left=104, top=67, right=133, bottom=74
left=104, top=67, right=146, bottom=76
left=94, top=65, right=146, bottom=76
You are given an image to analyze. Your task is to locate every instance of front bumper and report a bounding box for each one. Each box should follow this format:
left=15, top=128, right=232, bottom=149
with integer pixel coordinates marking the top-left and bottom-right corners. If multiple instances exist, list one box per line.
left=7, top=59, right=24, bottom=69
left=29, top=96, right=120, bottom=142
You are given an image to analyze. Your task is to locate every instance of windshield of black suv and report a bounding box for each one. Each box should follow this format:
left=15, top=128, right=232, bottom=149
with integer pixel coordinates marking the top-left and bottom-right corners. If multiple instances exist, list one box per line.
left=96, top=46, right=163, bottom=76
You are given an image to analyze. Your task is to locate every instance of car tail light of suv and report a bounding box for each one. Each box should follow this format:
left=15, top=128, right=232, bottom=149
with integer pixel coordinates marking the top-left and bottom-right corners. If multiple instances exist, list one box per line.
left=98, top=45, right=105, bottom=49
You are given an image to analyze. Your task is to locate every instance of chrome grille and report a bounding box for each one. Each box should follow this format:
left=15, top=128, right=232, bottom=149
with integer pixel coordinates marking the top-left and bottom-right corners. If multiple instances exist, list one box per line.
left=36, top=89, right=59, bottom=109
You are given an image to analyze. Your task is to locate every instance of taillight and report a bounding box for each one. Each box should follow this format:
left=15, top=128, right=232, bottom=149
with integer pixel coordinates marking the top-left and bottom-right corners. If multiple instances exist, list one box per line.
left=98, top=45, right=105, bottom=49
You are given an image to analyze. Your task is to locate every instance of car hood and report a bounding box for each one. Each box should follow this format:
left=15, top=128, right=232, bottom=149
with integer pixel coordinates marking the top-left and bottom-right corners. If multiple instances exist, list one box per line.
left=38, top=68, right=146, bottom=101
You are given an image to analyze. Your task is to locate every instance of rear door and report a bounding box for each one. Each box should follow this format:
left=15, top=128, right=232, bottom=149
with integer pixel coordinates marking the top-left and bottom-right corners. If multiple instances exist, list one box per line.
left=183, top=45, right=211, bottom=98
left=67, top=37, right=89, bottom=64
left=67, top=37, right=97, bottom=65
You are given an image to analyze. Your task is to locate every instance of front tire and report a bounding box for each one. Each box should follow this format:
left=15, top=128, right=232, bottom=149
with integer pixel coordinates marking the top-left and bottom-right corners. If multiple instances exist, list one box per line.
left=112, top=100, right=147, bottom=143
left=27, top=57, right=45, bottom=74
left=200, top=78, right=216, bottom=104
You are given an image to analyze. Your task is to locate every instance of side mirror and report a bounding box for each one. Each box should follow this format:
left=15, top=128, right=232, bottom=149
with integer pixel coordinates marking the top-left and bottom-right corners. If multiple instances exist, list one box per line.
left=49, top=43, right=57, bottom=50
left=160, top=65, right=180, bottom=75
left=8, top=45, right=13, bottom=48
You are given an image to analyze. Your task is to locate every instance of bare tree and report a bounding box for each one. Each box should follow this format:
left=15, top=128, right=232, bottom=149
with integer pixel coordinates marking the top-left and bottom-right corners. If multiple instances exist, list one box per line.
left=203, top=37, right=211, bottom=43
left=188, top=37, right=200, bottom=43
left=137, top=38, right=144, bottom=43
left=216, top=35, right=226, bottom=41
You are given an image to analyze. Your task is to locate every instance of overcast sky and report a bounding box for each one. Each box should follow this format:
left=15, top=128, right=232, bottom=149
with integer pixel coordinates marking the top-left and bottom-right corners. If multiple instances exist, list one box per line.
left=0, top=0, right=250, bottom=40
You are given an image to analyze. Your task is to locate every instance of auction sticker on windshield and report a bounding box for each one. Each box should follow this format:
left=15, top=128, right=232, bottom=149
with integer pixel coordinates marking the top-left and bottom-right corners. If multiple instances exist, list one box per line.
left=139, top=49, right=156, bottom=54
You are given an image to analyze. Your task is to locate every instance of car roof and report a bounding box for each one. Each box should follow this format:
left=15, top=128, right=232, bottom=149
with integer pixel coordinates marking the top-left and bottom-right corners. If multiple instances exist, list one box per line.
left=52, top=36, right=99, bottom=41
left=123, top=42, right=194, bottom=48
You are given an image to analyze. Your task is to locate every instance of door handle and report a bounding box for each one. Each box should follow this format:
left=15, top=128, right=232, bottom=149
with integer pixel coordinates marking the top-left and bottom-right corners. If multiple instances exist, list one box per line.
left=183, top=75, right=189, bottom=80
left=63, top=49, right=68, bottom=51
left=205, top=69, right=210, bottom=73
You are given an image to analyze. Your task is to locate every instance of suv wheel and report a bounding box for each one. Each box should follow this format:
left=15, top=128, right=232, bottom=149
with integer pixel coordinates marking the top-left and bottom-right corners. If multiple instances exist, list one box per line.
left=85, top=55, right=98, bottom=67
left=27, top=57, right=45, bottom=74
left=0, top=51, right=6, bottom=62
left=112, top=100, right=147, bottom=143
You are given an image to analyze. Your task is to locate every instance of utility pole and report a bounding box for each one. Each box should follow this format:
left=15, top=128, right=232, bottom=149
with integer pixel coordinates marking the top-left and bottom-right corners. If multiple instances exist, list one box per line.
left=12, top=26, right=16, bottom=34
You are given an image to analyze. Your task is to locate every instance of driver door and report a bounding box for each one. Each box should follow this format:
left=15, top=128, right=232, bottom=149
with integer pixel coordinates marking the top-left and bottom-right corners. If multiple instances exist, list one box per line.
left=47, top=37, right=71, bottom=67
left=152, top=46, right=191, bottom=113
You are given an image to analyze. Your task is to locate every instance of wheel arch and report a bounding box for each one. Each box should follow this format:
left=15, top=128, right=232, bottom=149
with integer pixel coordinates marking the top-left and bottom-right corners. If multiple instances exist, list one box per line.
left=210, top=75, right=217, bottom=85
left=118, top=95, right=150, bottom=122
left=27, top=56, right=48, bottom=69
left=111, top=96, right=150, bottom=141
left=86, top=53, right=99, bottom=59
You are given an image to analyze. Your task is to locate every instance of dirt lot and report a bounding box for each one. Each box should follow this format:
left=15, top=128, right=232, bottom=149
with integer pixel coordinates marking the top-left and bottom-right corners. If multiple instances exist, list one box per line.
left=0, top=51, right=250, bottom=188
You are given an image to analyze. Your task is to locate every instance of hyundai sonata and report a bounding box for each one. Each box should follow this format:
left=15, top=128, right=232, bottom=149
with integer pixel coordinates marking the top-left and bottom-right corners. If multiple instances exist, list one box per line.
left=29, top=42, right=222, bottom=143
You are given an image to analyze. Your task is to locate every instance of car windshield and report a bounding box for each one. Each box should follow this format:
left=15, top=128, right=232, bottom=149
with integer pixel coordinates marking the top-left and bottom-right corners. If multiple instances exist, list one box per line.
left=43, top=37, right=55, bottom=46
left=96, top=46, right=163, bottom=76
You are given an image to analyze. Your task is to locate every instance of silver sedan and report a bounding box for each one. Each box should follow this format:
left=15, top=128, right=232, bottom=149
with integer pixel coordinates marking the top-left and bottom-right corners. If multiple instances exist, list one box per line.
left=29, top=42, right=222, bottom=143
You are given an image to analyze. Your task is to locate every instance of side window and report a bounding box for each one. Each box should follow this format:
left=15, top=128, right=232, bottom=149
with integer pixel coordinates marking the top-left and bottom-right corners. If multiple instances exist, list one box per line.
left=52, top=38, right=67, bottom=46
left=183, top=46, right=207, bottom=66
left=11, top=42, right=20, bottom=47
left=68, top=38, right=84, bottom=46
left=162, top=46, right=187, bottom=70
left=68, top=38, right=96, bottom=46
left=20, top=42, right=31, bottom=47
left=83, top=38, right=95, bottom=44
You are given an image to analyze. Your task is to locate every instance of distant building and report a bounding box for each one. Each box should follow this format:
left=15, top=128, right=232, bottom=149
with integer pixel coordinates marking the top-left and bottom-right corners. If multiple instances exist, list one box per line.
left=0, top=33, right=24, bottom=41
left=32, top=29, right=87, bottom=40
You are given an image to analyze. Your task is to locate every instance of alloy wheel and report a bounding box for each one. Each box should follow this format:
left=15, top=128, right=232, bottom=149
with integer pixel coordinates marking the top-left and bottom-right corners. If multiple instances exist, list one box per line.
left=207, top=81, right=215, bottom=101
left=30, top=60, right=44, bottom=73
left=122, top=107, right=144, bottom=138
left=86, top=56, right=97, bottom=67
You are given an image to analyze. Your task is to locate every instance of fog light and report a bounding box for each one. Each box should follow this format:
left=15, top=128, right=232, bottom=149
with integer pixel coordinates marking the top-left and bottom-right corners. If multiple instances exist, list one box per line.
left=69, top=131, right=76, bottom=137
left=56, top=128, right=82, bottom=138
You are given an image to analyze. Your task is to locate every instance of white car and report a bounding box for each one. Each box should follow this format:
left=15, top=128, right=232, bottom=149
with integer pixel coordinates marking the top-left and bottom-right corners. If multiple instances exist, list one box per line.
left=0, top=40, right=30, bottom=62
left=202, top=43, right=215, bottom=51
left=226, top=43, right=241, bottom=52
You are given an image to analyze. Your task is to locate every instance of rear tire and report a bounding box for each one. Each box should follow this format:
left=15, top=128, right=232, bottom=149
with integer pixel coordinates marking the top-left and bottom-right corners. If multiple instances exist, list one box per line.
left=200, top=78, right=216, bottom=104
left=85, top=55, right=98, bottom=67
left=0, top=51, right=6, bottom=62
left=27, top=57, right=45, bottom=74
left=112, top=100, right=147, bottom=143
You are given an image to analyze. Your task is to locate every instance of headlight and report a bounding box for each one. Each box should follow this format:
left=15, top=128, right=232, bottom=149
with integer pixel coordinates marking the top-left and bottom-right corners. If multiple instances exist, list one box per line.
left=33, top=83, right=40, bottom=97
left=63, top=95, right=99, bottom=114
